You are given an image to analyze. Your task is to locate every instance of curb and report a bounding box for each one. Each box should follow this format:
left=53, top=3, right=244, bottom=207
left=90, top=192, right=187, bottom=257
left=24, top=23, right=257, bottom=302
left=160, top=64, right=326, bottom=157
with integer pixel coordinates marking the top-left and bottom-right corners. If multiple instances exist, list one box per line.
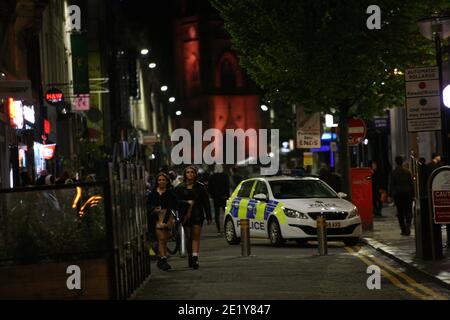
left=361, top=237, right=450, bottom=291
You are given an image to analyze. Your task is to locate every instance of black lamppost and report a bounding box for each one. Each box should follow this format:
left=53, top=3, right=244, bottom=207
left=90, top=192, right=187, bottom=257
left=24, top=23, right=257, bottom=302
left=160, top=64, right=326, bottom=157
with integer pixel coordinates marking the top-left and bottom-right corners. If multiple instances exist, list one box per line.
left=418, top=15, right=450, bottom=164
left=418, top=15, right=450, bottom=257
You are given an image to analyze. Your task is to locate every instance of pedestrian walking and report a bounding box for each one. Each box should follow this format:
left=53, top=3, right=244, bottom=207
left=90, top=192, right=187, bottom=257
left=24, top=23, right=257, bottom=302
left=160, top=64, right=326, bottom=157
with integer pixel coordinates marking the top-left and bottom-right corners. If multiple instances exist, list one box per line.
left=388, top=156, right=415, bottom=236
left=230, top=166, right=243, bottom=190
left=208, top=164, right=230, bottom=234
left=370, top=160, right=383, bottom=217
left=318, top=164, right=342, bottom=193
left=427, top=153, right=442, bottom=176
left=174, top=166, right=212, bottom=269
left=147, top=172, right=178, bottom=271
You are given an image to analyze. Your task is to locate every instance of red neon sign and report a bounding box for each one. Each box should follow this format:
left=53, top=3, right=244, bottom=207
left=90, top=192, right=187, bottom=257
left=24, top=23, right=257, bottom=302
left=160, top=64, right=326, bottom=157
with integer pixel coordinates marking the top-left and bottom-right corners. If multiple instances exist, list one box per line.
left=44, top=88, right=64, bottom=105
left=44, top=119, right=51, bottom=134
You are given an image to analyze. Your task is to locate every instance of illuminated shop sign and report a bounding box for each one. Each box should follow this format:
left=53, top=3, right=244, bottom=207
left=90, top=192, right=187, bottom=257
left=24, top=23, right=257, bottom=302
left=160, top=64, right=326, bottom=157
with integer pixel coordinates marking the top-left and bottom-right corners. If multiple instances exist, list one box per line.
left=45, top=88, right=64, bottom=105
left=7, top=97, right=35, bottom=130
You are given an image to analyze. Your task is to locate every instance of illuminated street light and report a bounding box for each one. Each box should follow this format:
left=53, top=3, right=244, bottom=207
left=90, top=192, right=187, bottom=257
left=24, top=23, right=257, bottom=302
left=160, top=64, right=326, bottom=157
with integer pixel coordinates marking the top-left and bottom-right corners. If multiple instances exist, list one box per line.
left=169, top=97, right=176, bottom=103
left=444, top=85, right=450, bottom=108
left=140, top=48, right=149, bottom=55
left=176, top=110, right=182, bottom=116
left=149, top=62, right=156, bottom=69
left=161, top=85, right=168, bottom=92
left=261, top=104, right=269, bottom=111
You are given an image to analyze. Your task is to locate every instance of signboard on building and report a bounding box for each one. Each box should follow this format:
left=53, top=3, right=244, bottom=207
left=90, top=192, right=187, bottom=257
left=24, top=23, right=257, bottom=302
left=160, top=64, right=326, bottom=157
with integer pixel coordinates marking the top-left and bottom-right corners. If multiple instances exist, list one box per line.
left=143, top=133, right=160, bottom=145
left=45, top=88, right=64, bottom=105
left=0, top=80, right=32, bottom=101
left=405, top=66, right=441, bottom=132
left=431, top=166, right=450, bottom=224
left=296, top=110, right=321, bottom=149
left=303, top=152, right=313, bottom=167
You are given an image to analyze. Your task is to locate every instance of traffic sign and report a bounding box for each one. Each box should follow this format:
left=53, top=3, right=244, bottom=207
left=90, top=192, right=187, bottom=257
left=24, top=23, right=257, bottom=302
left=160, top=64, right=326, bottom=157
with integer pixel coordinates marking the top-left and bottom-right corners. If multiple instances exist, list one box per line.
left=405, top=66, right=441, bottom=132
left=431, top=166, right=450, bottom=224
left=347, top=118, right=366, bottom=146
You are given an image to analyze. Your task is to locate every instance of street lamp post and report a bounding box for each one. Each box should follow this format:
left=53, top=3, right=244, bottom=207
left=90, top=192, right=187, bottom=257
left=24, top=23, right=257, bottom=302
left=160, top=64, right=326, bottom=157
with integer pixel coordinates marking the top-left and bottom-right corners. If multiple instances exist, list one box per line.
left=418, top=15, right=450, bottom=164
left=418, top=15, right=450, bottom=259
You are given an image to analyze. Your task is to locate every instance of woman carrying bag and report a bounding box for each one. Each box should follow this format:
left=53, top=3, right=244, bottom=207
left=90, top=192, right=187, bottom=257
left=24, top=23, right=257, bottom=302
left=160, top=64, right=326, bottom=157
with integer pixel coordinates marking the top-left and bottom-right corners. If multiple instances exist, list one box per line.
left=147, top=172, right=178, bottom=271
left=175, top=166, right=212, bottom=269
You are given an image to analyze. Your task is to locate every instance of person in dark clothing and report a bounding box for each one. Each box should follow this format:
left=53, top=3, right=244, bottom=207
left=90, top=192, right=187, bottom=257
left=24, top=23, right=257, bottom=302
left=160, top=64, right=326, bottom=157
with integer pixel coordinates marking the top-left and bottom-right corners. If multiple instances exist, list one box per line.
left=208, top=164, right=230, bottom=233
left=427, top=153, right=442, bottom=177
left=174, top=166, right=212, bottom=269
left=319, top=164, right=342, bottom=193
left=147, top=172, right=178, bottom=271
left=388, top=156, right=415, bottom=236
left=371, top=160, right=383, bottom=217
left=230, top=166, right=243, bottom=190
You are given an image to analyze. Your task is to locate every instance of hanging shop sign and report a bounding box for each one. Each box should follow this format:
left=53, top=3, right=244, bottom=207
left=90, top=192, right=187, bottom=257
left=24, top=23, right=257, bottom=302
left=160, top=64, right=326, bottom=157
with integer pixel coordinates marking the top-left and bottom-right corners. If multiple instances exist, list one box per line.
left=45, top=88, right=64, bottom=105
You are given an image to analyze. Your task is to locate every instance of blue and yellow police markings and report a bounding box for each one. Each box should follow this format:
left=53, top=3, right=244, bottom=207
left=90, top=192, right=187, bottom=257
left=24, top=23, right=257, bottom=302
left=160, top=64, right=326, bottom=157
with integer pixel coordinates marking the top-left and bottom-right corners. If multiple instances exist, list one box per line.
left=246, top=200, right=257, bottom=219
left=230, top=197, right=241, bottom=218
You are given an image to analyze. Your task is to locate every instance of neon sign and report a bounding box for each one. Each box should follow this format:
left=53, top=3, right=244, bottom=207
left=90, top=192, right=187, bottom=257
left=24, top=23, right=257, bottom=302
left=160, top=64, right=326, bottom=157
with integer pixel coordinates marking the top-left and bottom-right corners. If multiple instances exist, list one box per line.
left=45, top=88, right=64, bottom=105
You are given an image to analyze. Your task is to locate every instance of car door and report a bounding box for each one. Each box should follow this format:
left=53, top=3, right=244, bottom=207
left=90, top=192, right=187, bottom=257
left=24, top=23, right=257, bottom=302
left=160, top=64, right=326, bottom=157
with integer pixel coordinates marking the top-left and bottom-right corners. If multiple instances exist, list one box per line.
left=252, top=180, right=269, bottom=237
left=234, top=180, right=256, bottom=236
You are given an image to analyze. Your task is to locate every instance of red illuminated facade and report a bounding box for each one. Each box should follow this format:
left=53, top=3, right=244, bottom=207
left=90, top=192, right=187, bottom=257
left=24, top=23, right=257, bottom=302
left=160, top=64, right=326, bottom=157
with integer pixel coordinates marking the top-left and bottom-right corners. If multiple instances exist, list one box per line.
left=173, top=0, right=261, bottom=158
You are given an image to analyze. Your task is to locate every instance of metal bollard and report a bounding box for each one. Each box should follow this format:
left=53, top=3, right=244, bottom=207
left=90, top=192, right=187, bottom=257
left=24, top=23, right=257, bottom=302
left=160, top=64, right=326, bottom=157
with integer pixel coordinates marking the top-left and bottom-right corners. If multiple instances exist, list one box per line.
left=240, top=219, right=251, bottom=256
left=317, top=215, right=328, bottom=255
left=179, top=224, right=186, bottom=257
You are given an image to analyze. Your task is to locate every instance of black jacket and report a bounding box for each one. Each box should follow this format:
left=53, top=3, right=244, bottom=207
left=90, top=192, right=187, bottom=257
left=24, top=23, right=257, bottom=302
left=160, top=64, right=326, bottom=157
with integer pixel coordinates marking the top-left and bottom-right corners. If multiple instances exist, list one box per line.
left=174, top=181, right=212, bottom=222
left=147, top=188, right=178, bottom=224
left=208, top=172, right=230, bottom=199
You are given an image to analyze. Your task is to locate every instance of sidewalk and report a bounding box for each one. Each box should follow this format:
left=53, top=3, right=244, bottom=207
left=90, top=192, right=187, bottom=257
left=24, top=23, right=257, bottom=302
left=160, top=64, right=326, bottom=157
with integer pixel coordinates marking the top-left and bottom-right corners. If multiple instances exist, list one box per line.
left=362, top=205, right=450, bottom=289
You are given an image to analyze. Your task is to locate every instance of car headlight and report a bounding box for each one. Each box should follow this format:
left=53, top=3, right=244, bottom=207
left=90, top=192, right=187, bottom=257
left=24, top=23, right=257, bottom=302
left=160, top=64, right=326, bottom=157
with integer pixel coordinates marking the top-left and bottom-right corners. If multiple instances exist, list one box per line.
left=348, top=207, right=359, bottom=219
left=283, top=207, right=309, bottom=219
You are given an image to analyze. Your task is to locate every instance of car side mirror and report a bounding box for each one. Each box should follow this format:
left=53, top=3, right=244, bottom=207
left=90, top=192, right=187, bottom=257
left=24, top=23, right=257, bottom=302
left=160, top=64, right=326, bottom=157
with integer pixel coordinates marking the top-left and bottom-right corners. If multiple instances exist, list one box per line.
left=337, top=192, right=348, bottom=199
left=254, top=193, right=268, bottom=201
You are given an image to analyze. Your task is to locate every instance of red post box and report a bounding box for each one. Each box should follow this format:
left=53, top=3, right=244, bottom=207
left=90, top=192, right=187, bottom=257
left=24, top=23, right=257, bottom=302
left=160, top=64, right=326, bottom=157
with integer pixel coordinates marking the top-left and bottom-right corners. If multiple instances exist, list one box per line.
left=350, top=167, right=373, bottom=230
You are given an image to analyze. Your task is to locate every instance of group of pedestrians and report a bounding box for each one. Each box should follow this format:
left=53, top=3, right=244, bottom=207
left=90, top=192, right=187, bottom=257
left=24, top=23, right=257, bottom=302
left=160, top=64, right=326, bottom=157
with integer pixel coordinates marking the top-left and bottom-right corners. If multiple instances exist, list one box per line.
left=19, top=170, right=82, bottom=187
left=147, top=165, right=243, bottom=271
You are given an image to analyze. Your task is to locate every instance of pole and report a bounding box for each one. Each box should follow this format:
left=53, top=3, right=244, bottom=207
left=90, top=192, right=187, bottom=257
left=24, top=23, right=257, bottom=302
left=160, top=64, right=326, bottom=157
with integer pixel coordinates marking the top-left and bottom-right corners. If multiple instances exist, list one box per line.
left=317, top=215, right=328, bottom=255
left=435, top=32, right=446, bottom=255
left=240, top=219, right=251, bottom=256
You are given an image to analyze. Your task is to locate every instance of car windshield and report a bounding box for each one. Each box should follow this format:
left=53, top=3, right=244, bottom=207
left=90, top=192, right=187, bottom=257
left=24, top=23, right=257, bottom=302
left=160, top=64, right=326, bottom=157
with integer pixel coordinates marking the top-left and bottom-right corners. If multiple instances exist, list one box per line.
left=269, top=180, right=338, bottom=199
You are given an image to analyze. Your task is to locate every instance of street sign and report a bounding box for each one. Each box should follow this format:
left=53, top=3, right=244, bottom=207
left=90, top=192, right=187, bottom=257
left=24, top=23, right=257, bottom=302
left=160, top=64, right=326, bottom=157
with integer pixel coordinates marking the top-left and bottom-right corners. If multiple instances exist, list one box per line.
left=296, top=111, right=321, bottom=149
left=430, top=166, right=450, bottom=224
left=348, top=118, right=366, bottom=146
left=405, top=66, right=441, bottom=132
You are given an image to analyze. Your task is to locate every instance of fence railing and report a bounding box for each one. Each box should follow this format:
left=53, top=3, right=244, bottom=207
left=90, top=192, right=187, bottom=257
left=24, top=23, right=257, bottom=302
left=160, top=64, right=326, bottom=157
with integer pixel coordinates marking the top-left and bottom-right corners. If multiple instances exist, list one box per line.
left=0, top=162, right=150, bottom=300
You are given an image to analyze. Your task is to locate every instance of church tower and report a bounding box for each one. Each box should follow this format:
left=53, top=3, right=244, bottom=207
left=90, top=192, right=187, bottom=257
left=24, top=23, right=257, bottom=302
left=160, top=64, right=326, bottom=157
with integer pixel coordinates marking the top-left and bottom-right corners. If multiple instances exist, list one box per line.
left=173, top=0, right=261, bottom=162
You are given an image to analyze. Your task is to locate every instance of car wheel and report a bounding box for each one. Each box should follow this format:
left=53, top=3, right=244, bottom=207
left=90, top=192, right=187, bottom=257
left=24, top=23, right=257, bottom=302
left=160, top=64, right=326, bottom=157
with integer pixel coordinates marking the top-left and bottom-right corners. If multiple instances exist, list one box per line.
left=268, top=218, right=285, bottom=246
left=344, top=238, right=360, bottom=247
left=225, top=218, right=240, bottom=245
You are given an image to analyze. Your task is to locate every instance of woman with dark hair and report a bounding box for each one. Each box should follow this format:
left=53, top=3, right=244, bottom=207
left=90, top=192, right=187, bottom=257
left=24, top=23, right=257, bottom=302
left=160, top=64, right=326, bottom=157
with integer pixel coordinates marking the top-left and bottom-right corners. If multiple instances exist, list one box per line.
left=147, top=172, right=178, bottom=271
left=174, top=165, right=212, bottom=269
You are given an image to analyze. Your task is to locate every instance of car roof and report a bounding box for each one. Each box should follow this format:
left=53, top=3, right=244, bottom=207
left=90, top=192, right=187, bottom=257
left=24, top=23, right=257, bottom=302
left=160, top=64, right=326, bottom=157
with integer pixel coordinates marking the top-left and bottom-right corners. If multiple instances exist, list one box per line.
left=247, top=176, right=320, bottom=182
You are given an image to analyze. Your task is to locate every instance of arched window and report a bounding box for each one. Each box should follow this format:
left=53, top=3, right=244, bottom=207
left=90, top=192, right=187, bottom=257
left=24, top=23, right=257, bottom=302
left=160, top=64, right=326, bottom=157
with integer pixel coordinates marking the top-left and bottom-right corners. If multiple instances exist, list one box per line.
left=220, top=59, right=236, bottom=93
left=215, top=52, right=243, bottom=93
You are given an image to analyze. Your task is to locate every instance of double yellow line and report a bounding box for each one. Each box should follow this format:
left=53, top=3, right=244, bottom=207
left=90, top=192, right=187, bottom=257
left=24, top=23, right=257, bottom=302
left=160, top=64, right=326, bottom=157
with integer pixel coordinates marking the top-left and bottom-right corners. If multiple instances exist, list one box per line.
left=345, top=246, right=448, bottom=300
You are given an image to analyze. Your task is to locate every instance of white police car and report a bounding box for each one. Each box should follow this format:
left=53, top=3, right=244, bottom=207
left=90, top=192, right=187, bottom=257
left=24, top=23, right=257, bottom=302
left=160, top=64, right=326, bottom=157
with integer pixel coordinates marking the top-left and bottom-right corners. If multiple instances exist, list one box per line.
left=224, top=176, right=362, bottom=246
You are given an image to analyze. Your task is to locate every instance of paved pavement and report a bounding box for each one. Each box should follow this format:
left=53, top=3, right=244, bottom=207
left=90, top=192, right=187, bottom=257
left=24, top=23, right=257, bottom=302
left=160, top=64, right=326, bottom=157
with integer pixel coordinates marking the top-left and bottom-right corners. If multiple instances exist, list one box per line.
left=362, top=205, right=450, bottom=289
left=132, top=211, right=450, bottom=300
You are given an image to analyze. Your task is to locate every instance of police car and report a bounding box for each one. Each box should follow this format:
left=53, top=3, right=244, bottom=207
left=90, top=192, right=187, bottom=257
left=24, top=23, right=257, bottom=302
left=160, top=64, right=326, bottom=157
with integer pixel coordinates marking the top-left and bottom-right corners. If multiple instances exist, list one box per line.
left=224, top=176, right=362, bottom=247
